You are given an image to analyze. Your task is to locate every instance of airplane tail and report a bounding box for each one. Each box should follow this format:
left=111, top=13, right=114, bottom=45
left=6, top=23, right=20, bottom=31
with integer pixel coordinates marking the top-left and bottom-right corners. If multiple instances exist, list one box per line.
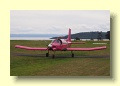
left=67, top=28, right=71, bottom=42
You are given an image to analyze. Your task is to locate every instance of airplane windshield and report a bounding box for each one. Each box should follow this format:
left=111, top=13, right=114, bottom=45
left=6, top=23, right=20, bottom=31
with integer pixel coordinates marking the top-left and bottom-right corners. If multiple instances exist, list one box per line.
left=51, top=39, right=62, bottom=44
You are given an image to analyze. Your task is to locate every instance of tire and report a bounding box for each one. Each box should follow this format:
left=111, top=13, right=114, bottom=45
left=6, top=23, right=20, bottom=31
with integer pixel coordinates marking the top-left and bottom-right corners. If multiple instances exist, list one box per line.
left=46, top=53, right=49, bottom=57
left=72, top=53, right=74, bottom=57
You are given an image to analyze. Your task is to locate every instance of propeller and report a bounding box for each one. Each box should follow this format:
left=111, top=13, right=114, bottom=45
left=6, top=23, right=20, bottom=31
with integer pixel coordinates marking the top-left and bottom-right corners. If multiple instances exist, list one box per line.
left=44, top=40, right=49, bottom=47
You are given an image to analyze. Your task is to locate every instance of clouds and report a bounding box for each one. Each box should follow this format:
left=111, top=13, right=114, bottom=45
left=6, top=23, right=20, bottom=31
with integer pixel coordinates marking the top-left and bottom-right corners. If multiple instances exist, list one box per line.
left=10, top=10, right=110, bottom=34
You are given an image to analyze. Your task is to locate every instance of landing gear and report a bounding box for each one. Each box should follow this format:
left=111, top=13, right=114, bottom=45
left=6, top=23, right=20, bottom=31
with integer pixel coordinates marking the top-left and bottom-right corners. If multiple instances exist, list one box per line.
left=46, top=53, right=49, bottom=57
left=72, top=53, right=74, bottom=57
left=46, top=50, right=49, bottom=57
left=71, top=51, right=74, bottom=58
left=45, top=51, right=75, bottom=58
left=45, top=50, right=55, bottom=59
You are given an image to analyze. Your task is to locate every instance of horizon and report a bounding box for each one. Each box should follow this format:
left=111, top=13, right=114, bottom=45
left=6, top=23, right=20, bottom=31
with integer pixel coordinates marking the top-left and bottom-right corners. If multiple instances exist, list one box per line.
left=10, top=31, right=108, bottom=39
left=10, top=30, right=109, bottom=35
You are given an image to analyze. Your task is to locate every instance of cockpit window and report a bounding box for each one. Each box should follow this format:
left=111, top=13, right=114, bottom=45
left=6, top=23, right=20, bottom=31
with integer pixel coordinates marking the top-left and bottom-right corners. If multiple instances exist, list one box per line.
left=51, top=39, right=62, bottom=44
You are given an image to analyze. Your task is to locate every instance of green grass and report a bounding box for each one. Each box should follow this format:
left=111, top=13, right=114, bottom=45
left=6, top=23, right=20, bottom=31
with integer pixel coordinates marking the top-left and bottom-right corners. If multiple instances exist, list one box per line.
left=10, top=40, right=110, bottom=76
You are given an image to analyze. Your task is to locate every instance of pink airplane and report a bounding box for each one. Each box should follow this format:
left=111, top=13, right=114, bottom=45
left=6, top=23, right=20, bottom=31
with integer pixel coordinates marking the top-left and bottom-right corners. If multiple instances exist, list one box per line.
left=15, top=29, right=106, bottom=58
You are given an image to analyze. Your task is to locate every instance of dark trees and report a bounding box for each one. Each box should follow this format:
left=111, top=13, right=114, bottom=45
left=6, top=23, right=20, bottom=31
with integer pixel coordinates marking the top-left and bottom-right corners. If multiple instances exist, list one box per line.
left=106, top=31, right=110, bottom=40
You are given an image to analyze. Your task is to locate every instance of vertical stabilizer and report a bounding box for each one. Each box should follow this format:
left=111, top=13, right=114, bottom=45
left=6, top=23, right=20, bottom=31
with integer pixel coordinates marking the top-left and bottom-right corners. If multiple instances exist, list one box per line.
left=67, top=28, right=71, bottom=42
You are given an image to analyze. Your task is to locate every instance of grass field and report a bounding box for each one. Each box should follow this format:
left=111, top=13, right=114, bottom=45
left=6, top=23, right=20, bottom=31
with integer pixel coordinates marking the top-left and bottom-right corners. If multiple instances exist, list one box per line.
left=10, top=40, right=110, bottom=76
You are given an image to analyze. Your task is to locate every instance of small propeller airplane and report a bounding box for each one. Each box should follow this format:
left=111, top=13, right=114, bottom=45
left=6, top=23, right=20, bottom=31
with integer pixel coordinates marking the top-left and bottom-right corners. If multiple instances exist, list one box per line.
left=15, top=28, right=106, bottom=58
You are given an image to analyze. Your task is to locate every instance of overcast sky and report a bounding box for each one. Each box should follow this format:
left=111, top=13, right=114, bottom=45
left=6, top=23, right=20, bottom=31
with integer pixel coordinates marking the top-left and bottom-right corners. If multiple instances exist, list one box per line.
left=10, top=10, right=110, bottom=34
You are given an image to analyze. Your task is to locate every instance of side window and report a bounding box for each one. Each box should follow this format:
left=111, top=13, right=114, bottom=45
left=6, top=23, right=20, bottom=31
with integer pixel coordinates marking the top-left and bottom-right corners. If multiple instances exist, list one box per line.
left=58, top=39, right=62, bottom=44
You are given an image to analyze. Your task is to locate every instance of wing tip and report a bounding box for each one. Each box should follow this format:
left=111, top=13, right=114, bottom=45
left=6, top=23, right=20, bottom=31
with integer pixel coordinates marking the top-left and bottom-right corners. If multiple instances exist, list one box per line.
left=15, top=45, right=20, bottom=48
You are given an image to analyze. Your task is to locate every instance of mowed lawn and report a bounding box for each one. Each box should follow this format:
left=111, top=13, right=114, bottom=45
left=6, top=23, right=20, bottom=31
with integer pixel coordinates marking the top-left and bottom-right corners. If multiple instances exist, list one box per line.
left=10, top=40, right=110, bottom=76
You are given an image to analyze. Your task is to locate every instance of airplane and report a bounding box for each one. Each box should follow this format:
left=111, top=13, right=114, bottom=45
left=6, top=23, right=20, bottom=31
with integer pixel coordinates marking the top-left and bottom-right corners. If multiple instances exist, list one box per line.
left=15, top=28, right=106, bottom=58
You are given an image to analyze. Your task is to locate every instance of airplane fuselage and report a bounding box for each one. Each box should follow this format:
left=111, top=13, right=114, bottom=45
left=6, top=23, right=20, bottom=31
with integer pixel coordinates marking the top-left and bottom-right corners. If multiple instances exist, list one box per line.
left=48, top=39, right=71, bottom=51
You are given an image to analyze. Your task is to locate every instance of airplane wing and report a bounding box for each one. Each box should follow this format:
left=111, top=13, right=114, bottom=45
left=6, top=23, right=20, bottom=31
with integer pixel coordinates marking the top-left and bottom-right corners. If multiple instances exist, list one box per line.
left=67, top=46, right=106, bottom=51
left=15, top=45, right=47, bottom=50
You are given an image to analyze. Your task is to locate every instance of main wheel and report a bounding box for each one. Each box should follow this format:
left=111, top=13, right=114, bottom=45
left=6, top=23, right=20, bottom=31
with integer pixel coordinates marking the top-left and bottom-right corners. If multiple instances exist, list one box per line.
left=72, top=53, right=74, bottom=57
left=46, top=53, right=49, bottom=57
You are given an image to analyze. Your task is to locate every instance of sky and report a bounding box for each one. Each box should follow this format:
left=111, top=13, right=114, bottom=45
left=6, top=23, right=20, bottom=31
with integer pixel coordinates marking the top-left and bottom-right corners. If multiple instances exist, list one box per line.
left=10, top=10, right=110, bottom=34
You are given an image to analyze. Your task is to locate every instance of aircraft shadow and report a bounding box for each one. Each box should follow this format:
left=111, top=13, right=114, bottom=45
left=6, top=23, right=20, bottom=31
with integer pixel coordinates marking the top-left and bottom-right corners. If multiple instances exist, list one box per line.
left=12, top=53, right=110, bottom=58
